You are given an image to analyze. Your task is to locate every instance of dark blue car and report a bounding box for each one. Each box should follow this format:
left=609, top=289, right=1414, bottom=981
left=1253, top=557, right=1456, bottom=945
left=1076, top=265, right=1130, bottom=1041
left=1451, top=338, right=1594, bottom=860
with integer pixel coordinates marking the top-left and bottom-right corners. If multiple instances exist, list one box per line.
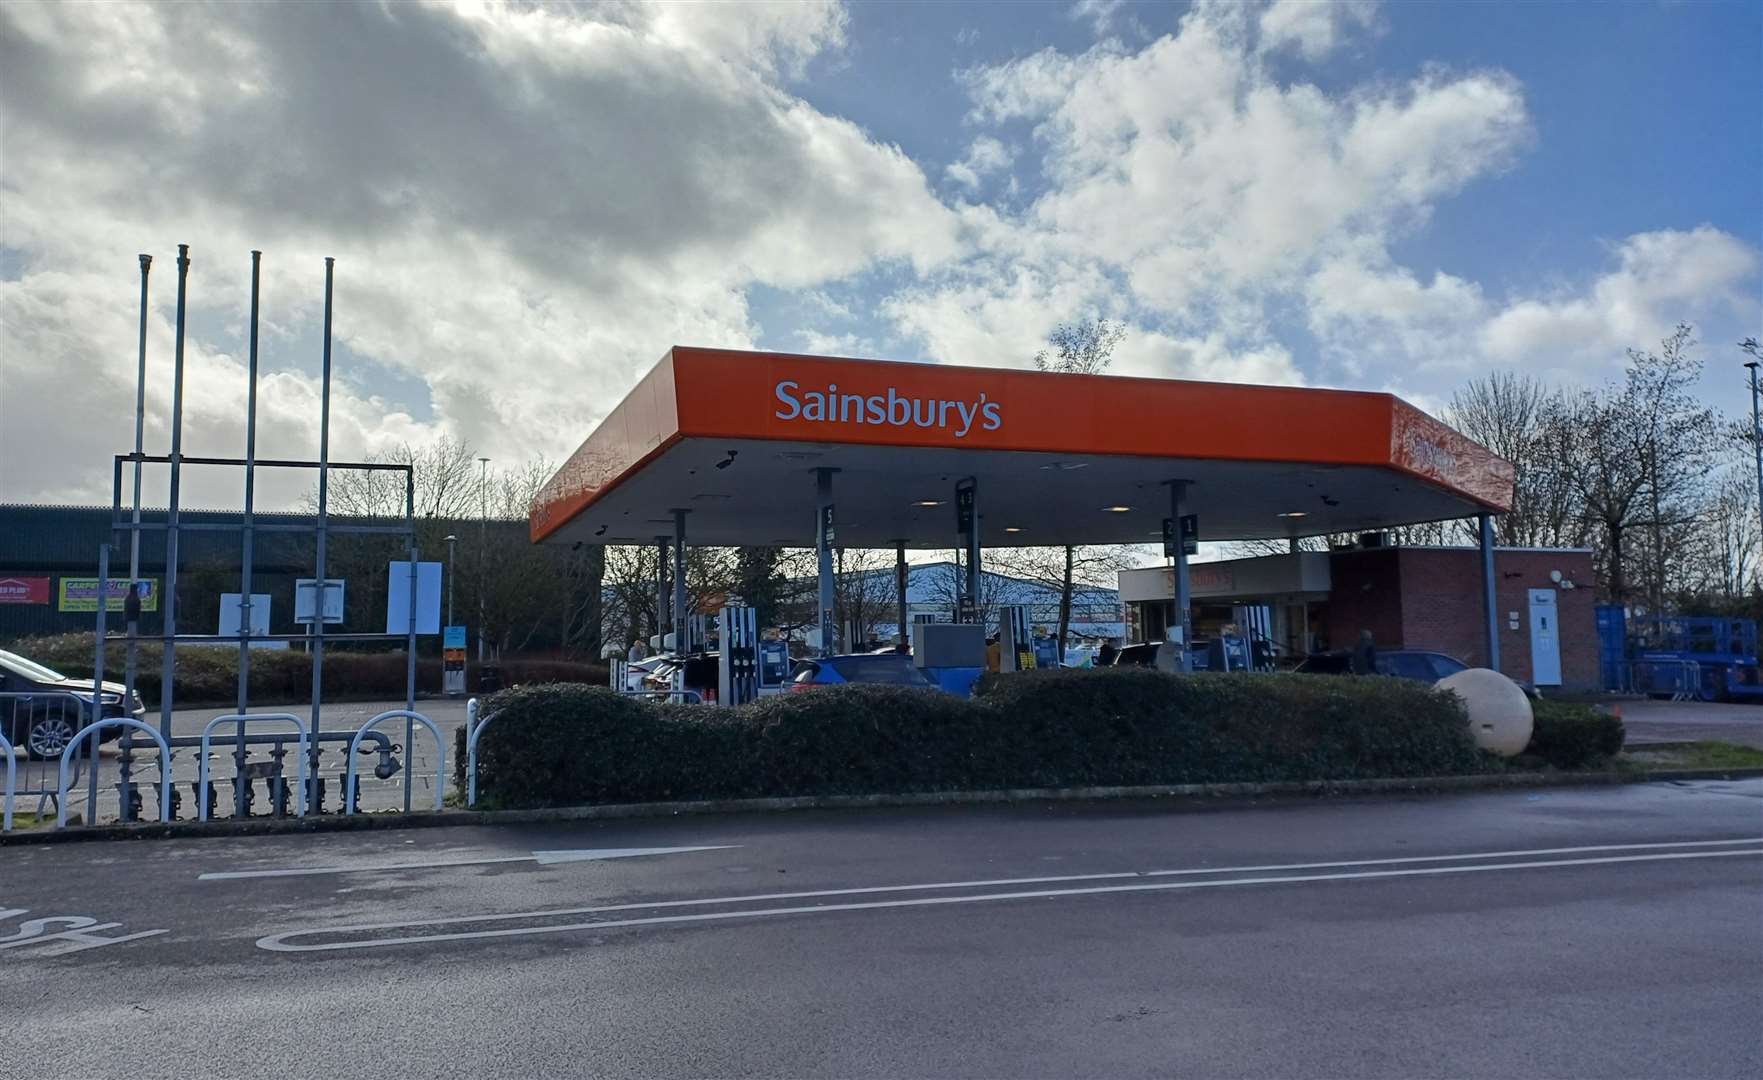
left=788, top=653, right=939, bottom=691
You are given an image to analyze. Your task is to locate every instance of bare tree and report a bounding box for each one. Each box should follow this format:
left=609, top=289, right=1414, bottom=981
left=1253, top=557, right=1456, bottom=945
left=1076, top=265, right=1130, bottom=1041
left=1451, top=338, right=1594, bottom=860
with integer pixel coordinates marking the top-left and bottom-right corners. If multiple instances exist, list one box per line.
left=1446, top=373, right=1581, bottom=548
left=1549, top=326, right=1720, bottom=604
left=1027, top=317, right=1129, bottom=654
left=832, top=547, right=898, bottom=648
left=1034, top=318, right=1127, bottom=375
left=322, top=435, right=481, bottom=520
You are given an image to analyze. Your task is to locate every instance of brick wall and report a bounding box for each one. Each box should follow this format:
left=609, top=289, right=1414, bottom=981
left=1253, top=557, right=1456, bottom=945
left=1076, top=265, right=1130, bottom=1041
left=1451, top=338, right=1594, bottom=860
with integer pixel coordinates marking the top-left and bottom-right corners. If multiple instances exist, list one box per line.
left=1391, top=548, right=1597, bottom=689
left=1324, top=549, right=1404, bottom=654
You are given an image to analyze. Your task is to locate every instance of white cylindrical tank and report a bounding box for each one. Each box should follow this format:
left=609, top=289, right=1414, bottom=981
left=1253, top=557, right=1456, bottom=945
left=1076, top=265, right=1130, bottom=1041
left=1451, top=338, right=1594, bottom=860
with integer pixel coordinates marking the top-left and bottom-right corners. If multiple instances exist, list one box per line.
left=1436, top=668, right=1534, bottom=757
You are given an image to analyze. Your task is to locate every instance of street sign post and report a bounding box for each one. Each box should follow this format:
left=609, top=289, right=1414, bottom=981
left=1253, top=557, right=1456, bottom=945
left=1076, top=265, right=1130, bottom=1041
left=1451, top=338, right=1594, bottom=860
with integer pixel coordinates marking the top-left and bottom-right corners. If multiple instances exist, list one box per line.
left=294, top=579, right=344, bottom=624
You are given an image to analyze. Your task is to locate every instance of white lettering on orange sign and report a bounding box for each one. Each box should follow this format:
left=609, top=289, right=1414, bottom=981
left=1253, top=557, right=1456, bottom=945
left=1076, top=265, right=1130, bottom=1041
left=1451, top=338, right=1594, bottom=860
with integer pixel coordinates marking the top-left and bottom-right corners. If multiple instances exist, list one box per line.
left=773, top=381, right=1002, bottom=438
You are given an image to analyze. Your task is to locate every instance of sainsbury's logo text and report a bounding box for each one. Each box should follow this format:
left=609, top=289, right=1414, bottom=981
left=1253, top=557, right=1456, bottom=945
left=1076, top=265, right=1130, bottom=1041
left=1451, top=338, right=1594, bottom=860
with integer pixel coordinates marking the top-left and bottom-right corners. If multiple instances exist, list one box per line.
left=773, top=381, right=1001, bottom=437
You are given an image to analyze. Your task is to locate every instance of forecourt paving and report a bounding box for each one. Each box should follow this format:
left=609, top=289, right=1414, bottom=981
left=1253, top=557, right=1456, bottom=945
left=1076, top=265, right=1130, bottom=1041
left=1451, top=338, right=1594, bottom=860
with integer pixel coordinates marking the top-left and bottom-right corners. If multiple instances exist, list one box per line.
left=3, top=779, right=1760, bottom=1078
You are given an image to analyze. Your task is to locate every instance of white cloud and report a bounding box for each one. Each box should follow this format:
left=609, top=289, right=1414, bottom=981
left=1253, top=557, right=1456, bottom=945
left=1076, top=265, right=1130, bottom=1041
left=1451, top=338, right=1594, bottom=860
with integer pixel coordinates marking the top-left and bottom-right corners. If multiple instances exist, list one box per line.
left=1111, top=331, right=1305, bottom=386
left=1302, top=225, right=1761, bottom=386
left=1257, top=0, right=1379, bottom=60
left=1069, top=0, right=1128, bottom=34
left=0, top=0, right=960, bottom=504
left=945, top=136, right=1016, bottom=190
left=901, top=2, right=1527, bottom=386
left=1480, top=226, right=1760, bottom=365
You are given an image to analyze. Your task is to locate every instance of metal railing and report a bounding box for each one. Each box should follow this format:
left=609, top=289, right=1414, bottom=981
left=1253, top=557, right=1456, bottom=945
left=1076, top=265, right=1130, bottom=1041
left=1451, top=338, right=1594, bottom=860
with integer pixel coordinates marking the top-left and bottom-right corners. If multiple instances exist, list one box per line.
left=1621, top=658, right=1709, bottom=701
left=464, top=699, right=493, bottom=809
left=56, top=720, right=171, bottom=827
left=344, top=711, right=444, bottom=815
left=620, top=689, right=704, bottom=704
left=2, top=729, right=14, bottom=833
left=2, top=692, right=96, bottom=828
left=197, top=714, right=308, bottom=821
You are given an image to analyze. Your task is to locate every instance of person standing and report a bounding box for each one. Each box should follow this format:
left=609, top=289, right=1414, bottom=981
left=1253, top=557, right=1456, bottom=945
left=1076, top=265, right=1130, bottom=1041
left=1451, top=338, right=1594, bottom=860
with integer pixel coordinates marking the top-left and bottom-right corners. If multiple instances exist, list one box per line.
left=627, top=639, right=645, bottom=663
left=1098, top=638, right=1120, bottom=667
left=1350, top=629, right=1378, bottom=675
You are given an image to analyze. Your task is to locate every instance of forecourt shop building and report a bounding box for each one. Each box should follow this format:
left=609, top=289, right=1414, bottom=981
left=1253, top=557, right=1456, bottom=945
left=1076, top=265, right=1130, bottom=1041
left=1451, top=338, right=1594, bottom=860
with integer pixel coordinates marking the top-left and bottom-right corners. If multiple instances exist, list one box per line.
left=531, top=347, right=1517, bottom=674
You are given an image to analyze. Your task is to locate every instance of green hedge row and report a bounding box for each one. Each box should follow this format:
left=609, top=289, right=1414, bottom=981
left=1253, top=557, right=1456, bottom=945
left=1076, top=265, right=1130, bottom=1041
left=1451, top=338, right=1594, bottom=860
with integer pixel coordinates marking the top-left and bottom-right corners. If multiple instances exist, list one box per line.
left=5, top=632, right=607, bottom=707
left=459, top=668, right=1491, bottom=810
left=1524, top=699, right=1625, bottom=769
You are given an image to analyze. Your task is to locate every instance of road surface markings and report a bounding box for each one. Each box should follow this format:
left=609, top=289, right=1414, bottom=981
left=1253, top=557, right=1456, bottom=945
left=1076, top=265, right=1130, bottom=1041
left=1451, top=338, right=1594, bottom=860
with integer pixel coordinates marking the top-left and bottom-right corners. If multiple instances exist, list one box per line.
left=199, top=845, right=738, bottom=881
left=0, top=910, right=168, bottom=958
left=241, top=836, right=1762, bottom=922
left=256, top=840, right=1763, bottom=953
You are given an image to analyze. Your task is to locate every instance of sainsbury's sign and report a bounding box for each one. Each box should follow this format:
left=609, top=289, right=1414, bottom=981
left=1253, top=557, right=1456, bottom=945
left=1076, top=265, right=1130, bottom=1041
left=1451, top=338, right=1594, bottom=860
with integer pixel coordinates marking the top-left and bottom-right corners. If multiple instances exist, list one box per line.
left=774, top=380, right=1002, bottom=438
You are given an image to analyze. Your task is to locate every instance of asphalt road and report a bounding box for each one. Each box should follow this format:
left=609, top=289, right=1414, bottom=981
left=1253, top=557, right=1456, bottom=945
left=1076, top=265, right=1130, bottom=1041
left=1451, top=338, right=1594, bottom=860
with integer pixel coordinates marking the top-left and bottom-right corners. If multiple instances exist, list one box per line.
left=1617, top=698, right=1763, bottom=749
left=5, top=781, right=1761, bottom=1078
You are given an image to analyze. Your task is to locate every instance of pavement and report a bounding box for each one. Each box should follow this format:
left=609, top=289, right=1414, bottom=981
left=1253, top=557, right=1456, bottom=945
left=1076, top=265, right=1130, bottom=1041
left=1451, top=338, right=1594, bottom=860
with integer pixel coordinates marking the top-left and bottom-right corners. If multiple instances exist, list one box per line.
left=5, top=697, right=470, bottom=821
left=3, top=780, right=1760, bottom=1078
left=1615, top=697, right=1763, bottom=749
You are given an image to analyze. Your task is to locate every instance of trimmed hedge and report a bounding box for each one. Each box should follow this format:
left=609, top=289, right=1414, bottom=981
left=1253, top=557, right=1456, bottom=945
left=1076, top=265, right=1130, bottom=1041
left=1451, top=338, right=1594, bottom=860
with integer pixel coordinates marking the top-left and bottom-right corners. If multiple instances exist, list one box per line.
left=1524, top=699, right=1625, bottom=769
left=5, top=632, right=606, bottom=707
left=460, top=668, right=1489, bottom=810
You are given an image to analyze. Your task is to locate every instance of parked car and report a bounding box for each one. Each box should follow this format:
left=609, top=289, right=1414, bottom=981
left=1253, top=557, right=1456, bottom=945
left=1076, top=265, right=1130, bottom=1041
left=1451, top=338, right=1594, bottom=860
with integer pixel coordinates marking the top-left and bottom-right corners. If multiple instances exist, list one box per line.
left=0, top=647, right=147, bottom=759
left=640, top=652, right=720, bottom=701
left=1107, top=642, right=1165, bottom=668
left=1294, top=648, right=1540, bottom=698
left=788, top=653, right=939, bottom=691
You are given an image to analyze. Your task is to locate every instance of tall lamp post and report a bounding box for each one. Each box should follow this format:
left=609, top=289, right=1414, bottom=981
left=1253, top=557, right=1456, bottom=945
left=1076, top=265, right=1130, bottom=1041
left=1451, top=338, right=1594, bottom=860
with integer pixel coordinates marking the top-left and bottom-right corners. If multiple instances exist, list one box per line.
left=1746, top=359, right=1762, bottom=537
left=477, top=456, right=490, bottom=665
left=444, top=534, right=457, bottom=627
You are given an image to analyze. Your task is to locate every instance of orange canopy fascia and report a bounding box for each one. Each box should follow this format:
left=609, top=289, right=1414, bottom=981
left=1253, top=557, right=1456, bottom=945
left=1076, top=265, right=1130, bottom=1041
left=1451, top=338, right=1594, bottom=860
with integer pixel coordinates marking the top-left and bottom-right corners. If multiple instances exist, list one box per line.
left=532, top=347, right=1513, bottom=544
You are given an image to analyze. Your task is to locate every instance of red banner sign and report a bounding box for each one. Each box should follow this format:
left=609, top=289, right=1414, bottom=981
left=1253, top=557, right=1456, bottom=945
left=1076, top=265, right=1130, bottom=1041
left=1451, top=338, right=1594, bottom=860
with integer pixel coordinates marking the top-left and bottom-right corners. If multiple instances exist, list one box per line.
left=0, top=577, right=50, bottom=605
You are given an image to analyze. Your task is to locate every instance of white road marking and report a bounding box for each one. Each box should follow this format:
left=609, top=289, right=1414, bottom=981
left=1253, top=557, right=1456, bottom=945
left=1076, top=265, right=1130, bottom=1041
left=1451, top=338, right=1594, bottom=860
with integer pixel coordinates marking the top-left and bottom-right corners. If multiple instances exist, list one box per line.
left=242, top=835, right=1763, bottom=930
left=0, top=910, right=168, bottom=957
left=199, top=845, right=737, bottom=881
left=256, top=843, right=1763, bottom=953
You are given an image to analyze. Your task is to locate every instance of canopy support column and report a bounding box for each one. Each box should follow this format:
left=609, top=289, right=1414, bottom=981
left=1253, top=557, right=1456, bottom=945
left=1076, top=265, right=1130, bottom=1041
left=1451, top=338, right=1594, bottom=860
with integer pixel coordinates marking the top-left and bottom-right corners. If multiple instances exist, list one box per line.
left=895, top=541, right=908, bottom=648
left=957, top=478, right=980, bottom=624
left=654, top=536, right=668, bottom=649
left=673, top=510, right=688, bottom=654
left=1479, top=513, right=1501, bottom=672
left=1169, top=479, right=1193, bottom=673
left=816, top=469, right=836, bottom=657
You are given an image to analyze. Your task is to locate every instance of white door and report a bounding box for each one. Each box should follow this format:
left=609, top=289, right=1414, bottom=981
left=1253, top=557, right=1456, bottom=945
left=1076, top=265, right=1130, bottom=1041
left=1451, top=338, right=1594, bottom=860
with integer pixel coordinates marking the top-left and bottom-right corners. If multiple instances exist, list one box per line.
left=1528, top=589, right=1562, bottom=686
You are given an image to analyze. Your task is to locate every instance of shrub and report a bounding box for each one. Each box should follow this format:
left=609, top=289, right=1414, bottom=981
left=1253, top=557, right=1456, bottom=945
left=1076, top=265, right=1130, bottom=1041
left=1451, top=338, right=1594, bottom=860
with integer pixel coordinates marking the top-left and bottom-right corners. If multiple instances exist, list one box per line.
left=1524, top=699, right=1625, bottom=769
left=464, top=669, right=1489, bottom=810
left=5, top=633, right=606, bottom=707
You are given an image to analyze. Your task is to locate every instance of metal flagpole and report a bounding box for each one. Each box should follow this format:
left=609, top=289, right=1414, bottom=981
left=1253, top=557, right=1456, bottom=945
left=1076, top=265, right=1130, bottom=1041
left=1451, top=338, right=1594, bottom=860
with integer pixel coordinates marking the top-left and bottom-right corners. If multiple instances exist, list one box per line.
left=126, top=253, right=150, bottom=742
left=307, top=258, right=334, bottom=814
left=234, top=251, right=261, bottom=818
left=158, top=244, right=190, bottom=742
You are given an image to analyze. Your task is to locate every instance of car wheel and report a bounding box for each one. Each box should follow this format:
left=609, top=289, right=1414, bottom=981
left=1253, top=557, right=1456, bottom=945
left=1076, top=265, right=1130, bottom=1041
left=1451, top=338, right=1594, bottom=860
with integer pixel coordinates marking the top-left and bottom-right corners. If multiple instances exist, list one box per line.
left=25, top=709, right=85, bottom=761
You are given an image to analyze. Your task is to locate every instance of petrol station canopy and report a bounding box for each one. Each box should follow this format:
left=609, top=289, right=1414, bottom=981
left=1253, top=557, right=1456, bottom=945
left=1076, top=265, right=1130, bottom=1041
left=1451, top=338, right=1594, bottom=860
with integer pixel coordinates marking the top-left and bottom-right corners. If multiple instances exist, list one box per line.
left=531, top=347, right=1514, bottom=550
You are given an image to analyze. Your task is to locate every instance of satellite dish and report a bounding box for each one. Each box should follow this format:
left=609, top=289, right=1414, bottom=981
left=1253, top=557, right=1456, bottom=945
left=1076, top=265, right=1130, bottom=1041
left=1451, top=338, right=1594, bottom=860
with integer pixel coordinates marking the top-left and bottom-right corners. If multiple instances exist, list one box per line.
left=1549, top=569, right=1563, bottom=583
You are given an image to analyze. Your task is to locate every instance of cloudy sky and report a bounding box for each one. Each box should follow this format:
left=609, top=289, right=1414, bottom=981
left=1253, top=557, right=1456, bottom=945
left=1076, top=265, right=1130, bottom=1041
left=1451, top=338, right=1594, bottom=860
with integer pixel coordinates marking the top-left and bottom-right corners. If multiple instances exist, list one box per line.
left=2, top=0, right=1758, bottom=510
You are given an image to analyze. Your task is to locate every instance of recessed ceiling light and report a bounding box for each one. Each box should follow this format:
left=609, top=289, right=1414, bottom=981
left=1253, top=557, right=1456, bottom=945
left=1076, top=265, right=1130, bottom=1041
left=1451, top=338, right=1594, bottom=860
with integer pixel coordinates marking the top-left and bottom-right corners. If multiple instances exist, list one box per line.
left=1277, top=511, right=1308, bottom=518
left=1102, top=506, right=1133, bottom=513
left=1003, top=526, right=1022, bottom=533
left=915, top=500, right=944, bottom=507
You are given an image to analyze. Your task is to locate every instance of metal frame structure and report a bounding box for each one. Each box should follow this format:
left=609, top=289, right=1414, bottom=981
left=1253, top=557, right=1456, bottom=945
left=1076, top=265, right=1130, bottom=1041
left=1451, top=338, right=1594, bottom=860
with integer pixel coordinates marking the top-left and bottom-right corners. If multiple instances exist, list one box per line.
left=87, top=247, right=430, bottom=825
